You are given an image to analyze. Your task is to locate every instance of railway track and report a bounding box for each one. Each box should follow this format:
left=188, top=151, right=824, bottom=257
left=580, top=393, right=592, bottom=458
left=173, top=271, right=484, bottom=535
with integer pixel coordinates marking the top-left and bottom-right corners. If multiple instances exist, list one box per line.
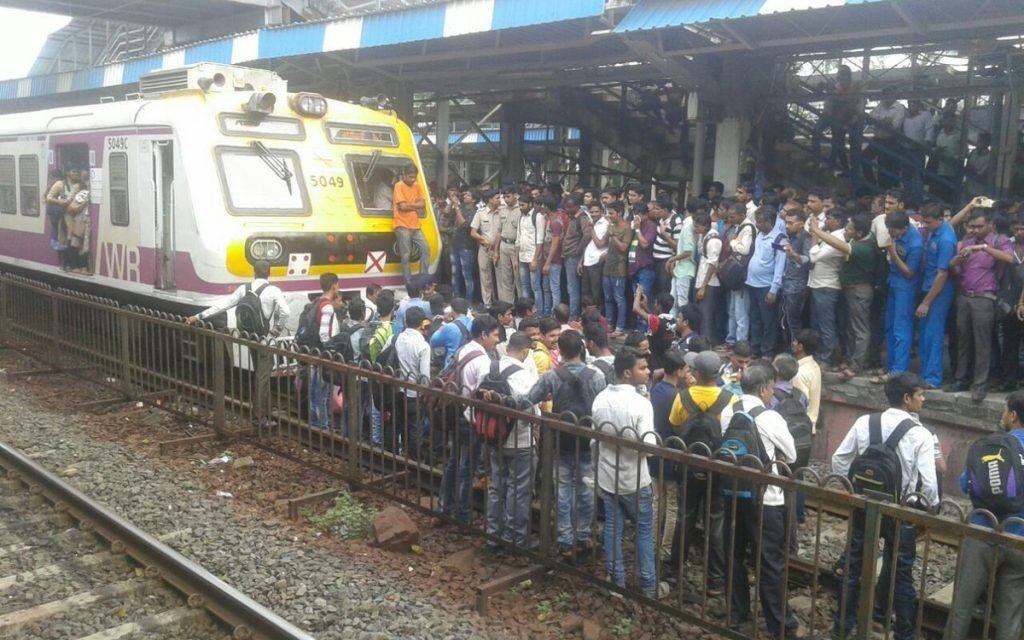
left=0, top=441, right=314, bottom=640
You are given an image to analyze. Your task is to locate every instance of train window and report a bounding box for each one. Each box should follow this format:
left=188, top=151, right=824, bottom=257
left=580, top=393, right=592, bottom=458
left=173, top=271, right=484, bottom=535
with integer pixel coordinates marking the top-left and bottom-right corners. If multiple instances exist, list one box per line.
left=346, top=154, right=417, bottom=218
left=218, top=113, right=305, bottom=141
left=215, top=146, right=309, bottom=216
left=108, top=153, right=129, bottom=226
left=18, top=156, right=39, bottom=217
left=325, top=123, right=398, bottom=148
left=0, top=156, right=14, bottom=215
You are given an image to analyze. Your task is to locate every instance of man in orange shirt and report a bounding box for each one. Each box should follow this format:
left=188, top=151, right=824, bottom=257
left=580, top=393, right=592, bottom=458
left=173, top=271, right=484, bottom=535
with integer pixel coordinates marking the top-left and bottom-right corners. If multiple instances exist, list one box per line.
left=393, top=164, right=431, bottom=286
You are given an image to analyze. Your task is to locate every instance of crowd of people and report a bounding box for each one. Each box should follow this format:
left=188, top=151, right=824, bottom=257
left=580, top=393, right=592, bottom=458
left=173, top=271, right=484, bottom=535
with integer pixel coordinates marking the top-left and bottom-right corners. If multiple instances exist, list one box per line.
left=419, top=173, right=1024, bottom=404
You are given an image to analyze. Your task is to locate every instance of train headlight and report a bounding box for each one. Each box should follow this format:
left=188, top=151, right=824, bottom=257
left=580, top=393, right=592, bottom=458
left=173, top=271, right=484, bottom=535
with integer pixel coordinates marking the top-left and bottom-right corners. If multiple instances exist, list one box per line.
left=250, top=239, right=283, bottom=261
left=243, top=92, right=277, bottom=116
left=290, top=92, right=327, bottom=118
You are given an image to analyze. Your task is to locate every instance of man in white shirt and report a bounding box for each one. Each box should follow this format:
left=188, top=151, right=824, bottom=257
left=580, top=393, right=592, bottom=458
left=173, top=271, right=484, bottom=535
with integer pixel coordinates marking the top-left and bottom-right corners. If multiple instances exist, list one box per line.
left=187, top=260, right=290, bottom=426
left=394, top=306, right=431, bottom=460
left=724, top=204, right=755, bottom=346
left=693, top=213, right=721, bottom=343
left=438, top=315, right=501, bottom=524
left=515, top=195, right=540, bottom=301
left=581, top=203, right=609, bottom=313
left=807, top=207, right=848, bottom=367
left=718, top=362, right=806, bottom=639
left=482, top=331, right=539, bottom=547
left=831, top=372, right=937, bottom=640
left=592, top=348, right=666, bottom=600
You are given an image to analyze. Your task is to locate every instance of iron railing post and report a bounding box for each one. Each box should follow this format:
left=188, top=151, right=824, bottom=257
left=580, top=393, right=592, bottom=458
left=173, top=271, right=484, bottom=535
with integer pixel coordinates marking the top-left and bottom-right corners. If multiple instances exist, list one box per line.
left=345, top=367, right=360, bottom=476
left=855, top=493, right=884, bottom=640
left=538, top=423, right=555, bottom=557
left=118, top=313, right=132, bottom=396
left=0, top=277, right=8, bottom=347
left=212, top=334, right=226, bottom=435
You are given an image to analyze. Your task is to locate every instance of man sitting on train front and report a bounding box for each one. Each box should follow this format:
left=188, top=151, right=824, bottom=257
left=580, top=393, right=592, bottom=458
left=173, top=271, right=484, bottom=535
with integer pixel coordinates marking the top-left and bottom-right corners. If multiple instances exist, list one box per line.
left=393, top=164, right=431, bottom=287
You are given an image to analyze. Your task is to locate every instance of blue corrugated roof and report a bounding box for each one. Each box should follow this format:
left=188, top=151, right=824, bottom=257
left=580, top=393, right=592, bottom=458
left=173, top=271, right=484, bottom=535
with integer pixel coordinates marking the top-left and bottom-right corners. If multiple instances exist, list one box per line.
left=184, top=40, right=233, bottom=65
left=492, top=0, right=606, bottom=30
left=616, top=0, right=888, bottom=32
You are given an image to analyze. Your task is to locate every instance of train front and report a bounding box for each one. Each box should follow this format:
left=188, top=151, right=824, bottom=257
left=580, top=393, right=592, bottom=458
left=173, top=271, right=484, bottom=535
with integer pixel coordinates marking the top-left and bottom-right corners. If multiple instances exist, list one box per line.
left=208, top=87, right=440, bottom=308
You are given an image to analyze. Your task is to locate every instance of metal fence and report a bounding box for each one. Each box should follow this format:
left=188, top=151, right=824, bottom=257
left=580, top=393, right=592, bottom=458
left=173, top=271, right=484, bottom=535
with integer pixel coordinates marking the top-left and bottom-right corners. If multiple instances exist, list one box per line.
left=2, top=273, right=1022, bottom=640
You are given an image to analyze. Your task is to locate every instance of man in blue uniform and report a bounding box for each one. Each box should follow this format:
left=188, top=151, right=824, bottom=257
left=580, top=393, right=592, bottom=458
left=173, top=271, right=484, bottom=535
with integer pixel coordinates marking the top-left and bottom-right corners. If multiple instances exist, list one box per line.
left=883, top=211, right=922, bottom=380
left=915, top=204, right=956, bottom=388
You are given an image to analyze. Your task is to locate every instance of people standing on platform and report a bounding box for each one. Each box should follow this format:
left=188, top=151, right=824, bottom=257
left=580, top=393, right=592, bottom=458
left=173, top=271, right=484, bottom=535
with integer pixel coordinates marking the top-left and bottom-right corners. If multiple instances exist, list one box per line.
left=450, top=189, right=477, bottom=302
left=667, top=197, right=699, bottom=310
left=780, top=206, right=811, bottom=345
left=538, top=196, right=565, bottom=317
left=807, top=207, right=848, bottom=368
left=471, top=189, right=501, bottom=306
left=915, top=204, right=957, bottom=389
left=946, top=208, right=1012, bottom=402
left=745, top=206, right=787, bottom=359
left=603, top=202, right=632, bottom=336
left=561, top=194, right=591, bottom=320
left=628, top=204, right=658, bottom=332
left=692, top=212, right=720, bottom=345
left=581, top=202, right=608, bottom=313
left=652, top=194, right=683, bottom=300
left=724, top=203, right=755, bottom=346
left=736, top=181, right=758, bottom=221
left=878, top=210, right=923, bottom=383
left=494, top=187, right=521, bottom=304
left=392, top=164, right=430, bottom=287
left=516, top=195, right=541, bottom=303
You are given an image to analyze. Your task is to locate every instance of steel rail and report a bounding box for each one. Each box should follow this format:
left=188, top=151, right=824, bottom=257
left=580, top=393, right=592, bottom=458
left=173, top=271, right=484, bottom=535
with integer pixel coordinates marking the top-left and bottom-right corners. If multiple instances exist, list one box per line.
left=0, top=441, right=315, bottom=640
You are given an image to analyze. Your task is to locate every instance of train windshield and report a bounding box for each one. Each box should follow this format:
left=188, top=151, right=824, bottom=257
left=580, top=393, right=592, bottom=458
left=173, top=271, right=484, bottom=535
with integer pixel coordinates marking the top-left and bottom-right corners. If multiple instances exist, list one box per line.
left=347, top=153, right=415, bottom=216
left=216, top=145, right=309, bottom=215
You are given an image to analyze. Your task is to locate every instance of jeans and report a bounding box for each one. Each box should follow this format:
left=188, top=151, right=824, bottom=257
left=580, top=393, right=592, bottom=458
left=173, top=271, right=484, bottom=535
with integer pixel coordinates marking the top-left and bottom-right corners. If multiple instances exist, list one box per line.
left=395, top=227, right=429, bottom=287
left=726, top=501, right=799, bottom=637
left=747, top=285, right=780, bottom=357
left=727, top=287, right=750, bottom=344
left=955, top=294, right=996, bottom=388
left=811, top=287, right=841, bottom=365
left=542, top=263, right=563, bottom=316
left=438, top=417, right=474, bottom=524
left=518, top=261, right=536, bottom=301
left=556, top=453, right=595, bottom=550
left=563, top=256, right=582, bottom=319
left=603, top=276, right=627, bottom=331
left=945, top=538, right=1024, bottom=640
left=486, top=445, right=535, bottom=547
left=654, top=258, right=672, bottom=298
left=782, top=290, right=808, bottom=347
left=632, top=267, right=655, bottom=331
left=885, top=286, right=916, bottom=375
left=836, top=522, right=917, bottom=640
left=844, top=285, right=873, bottom=373
left=602, top=485, right=656, bottom=596
left=395, top=396, right=428, bottom=461
left=451, top=247, right=476, bottom=302
left=671, top=478, right=725, bottom=588
left=371, top=401, right=382, bottom=445
left=308, top=367, right=331, bottom=430
left=672, top=275, right=693, bottom=312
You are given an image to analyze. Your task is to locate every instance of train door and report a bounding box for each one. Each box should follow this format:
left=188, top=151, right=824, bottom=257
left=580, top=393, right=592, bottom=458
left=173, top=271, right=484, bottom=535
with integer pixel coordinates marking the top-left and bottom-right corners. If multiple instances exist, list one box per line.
left=152, top=139, right=175, bottom=290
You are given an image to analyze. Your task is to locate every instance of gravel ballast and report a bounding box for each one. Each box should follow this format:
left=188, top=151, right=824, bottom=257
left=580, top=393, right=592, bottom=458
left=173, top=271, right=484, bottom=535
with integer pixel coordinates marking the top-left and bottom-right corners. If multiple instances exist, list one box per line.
left=0, top=386, right=509, bottom=640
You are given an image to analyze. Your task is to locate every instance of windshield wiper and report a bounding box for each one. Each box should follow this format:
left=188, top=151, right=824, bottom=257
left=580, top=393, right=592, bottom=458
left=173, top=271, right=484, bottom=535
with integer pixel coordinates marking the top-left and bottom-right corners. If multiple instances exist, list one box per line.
left=251, top=141, right=294, bottom=195
left=362, top=149, right=381, bottom=184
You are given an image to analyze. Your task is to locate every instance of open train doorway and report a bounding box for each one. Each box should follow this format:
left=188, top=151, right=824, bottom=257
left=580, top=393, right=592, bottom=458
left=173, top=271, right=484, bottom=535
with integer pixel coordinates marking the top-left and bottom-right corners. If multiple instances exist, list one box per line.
left=152, top=140, right=174, bottom=290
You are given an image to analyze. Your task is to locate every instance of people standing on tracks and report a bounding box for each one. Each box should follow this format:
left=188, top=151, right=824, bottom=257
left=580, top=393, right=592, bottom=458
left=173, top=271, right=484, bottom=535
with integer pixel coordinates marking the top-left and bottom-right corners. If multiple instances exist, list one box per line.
left=392, top=164, right=431, bottom=288
left=186, top=260, right=289, bottom=427
left=394, top=306, right=431, bottom=460
left=429, top=297, right=472, bottom=369
left=471, top=189, right=501, bottom=306
left=944, top=391, right=1024, bottom=640
left=515, top=195, right=541, bottom=303
left=718, top=362, right=807, bottom=639
left=593, top=347, right=667, bottom=599
left=830, top=372, right=937, bottom=640
left=307, top=273, right=340, bottom=432
left=603, top=202, right=631, bottom=336
left=494, top=187, right=521, bottom=304
left=666, top=350, right=735, bottom=593
left=561, top=194, right=591, bottom=321
left=945, top=207, right=1012, bottom=403
left=367, top=291, right=396, bottom=446
left=438, top=315, right=501, bottom=524
left=523, top=330, right=606, bottom=560
left=393, top=275, right=434, bottom=334
left=483, top=331, right=539, bottom=548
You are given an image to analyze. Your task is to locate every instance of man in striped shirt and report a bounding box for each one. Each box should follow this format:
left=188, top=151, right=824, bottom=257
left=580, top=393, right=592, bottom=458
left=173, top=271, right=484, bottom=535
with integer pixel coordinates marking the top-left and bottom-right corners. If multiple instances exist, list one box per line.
left=651, top=195, right=682, bottom=301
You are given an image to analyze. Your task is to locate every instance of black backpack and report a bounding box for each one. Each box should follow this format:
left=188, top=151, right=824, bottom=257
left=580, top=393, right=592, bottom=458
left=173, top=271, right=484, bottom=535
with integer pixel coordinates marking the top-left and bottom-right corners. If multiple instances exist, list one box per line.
left=719, top=404, right=768, bottom=499
left=591, top=358, right=614, bottom=383
left=473, top=360, right=523, bottom=446
left=717, top=222, right=755, bottom=291
left=430, top=321, right=471, bottom=374
left=320, top=322, right=365, bottom=384
left=357, top=320, right=381, bottom=363
left=773, top=387, right=813, bottom=470
left=294, top=296, right=330, bottom=349
left=964, top=432, right=1024, bottom=517
left=371, top=336, right=401, bottom=412
left=236, top=283, right=270, bottom=336
left=847, top=413, right=916, bottom=503
left=551, top=366, right=598, bottom=455
left=678, top=390, right=732, bottom=481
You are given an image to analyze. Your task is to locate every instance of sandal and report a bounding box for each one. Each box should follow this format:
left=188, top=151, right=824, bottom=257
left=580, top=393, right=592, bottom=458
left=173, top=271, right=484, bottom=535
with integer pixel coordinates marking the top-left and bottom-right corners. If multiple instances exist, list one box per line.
left=837, top=368, right=856, bottom=382
left=869, top=373, right=890, bottom=384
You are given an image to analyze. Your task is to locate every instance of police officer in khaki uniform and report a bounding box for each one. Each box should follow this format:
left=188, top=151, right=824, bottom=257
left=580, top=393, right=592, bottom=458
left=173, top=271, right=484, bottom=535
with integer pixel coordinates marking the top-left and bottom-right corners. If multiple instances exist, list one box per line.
left=495, top=187, right=521, bottom=303
left=470, top=189, right=501, bottom=305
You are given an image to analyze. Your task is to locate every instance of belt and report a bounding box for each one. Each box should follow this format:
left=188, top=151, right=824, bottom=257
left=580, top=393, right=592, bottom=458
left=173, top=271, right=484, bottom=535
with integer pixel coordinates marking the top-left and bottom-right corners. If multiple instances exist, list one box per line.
left=963, top=290, right=996, bottom=299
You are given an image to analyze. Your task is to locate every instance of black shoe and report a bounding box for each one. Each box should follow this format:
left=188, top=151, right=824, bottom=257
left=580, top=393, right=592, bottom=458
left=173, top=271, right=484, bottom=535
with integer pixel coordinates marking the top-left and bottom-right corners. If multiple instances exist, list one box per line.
left=972, top=385, right=988, bottom=403
left=943, top=382, right=969, bottom=393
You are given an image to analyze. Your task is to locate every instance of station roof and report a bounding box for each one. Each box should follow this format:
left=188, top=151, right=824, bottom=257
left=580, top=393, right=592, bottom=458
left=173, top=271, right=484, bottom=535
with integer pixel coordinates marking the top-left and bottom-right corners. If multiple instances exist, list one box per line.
left=0, top=0, right=266, bottom=27
left=615, top=0, right=884, bottom=32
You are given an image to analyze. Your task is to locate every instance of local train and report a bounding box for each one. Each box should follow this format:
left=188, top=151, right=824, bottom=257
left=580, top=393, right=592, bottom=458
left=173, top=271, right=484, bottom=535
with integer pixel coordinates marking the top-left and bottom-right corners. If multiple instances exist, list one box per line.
left=0, top=63, right=440, bottom=325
